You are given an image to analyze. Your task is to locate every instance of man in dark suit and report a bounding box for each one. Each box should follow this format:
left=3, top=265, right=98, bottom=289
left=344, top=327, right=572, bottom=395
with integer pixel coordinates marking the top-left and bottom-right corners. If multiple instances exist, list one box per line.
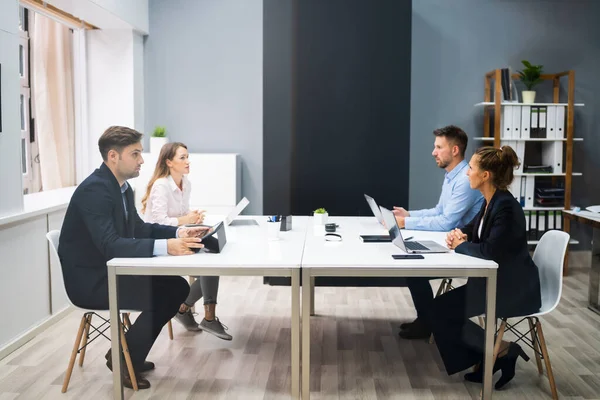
left=58, top=126, right=209, bottom=389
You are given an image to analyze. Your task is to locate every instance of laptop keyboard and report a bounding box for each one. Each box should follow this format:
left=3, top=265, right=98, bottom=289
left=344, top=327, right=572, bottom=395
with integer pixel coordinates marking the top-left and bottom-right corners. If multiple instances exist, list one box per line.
left=404, top=241, right=429, bottom=251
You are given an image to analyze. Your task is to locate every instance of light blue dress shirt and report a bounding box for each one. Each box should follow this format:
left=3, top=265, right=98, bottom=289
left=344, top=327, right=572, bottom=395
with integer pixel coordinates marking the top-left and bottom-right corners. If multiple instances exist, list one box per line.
left=404, top=160, right=483, bottom=232
left=121, top=182, right=173, bottom=256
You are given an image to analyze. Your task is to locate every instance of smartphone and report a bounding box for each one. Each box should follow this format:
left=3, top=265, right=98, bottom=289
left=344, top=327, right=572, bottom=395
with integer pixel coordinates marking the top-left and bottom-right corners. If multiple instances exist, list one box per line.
left=392, top=254, right=424, bottom=260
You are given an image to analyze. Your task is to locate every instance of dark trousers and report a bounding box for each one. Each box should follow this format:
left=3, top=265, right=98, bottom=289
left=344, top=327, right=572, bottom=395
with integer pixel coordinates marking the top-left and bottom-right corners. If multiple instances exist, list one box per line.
left=70, top=274, right=189, bottom=368
left=427, top=283, right=486, bottom=375
left=406, top=277, right=435, bottom=320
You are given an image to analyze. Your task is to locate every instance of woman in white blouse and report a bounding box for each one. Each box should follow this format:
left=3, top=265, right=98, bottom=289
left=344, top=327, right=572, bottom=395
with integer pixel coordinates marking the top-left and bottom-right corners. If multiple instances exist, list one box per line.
left=141, top=142, right=232, bottom=340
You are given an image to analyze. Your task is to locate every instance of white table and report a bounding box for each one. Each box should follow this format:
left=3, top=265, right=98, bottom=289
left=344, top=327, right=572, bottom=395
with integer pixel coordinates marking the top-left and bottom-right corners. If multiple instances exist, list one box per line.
left=563, top=210, right=600, bottom=315
left=107, top=216, right=308, bottom=400
left=301, top=217, right=498, bottom=400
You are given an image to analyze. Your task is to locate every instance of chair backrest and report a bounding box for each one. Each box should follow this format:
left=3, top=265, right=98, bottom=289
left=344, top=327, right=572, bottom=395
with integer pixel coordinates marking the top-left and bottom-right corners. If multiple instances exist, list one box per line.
left=46, top=230, right=75, bottom=308
left=532, top=230, right=570, bottom=314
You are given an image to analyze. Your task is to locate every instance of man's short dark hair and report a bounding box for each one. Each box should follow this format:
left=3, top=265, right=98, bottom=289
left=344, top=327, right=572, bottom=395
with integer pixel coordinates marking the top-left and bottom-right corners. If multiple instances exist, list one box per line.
left=98, top=126, right=143, bottom=161
left=433, top=125, right=468, bottom=158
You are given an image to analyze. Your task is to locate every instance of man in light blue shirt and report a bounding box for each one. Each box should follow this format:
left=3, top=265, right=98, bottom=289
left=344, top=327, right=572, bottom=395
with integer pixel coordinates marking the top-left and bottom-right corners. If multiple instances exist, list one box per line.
left=394, top=125, right=484, bottom=340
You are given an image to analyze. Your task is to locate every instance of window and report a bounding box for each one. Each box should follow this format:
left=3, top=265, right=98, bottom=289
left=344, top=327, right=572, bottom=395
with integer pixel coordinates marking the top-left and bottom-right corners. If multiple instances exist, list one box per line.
left=18, top=7, right=36, bottom=194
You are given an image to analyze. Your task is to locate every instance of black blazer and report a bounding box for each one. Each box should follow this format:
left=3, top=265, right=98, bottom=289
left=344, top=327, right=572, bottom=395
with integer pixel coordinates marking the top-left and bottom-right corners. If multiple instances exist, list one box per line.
left=58, top=163, right=177, bottom=307
left=456, top=189, right=541, bottom=318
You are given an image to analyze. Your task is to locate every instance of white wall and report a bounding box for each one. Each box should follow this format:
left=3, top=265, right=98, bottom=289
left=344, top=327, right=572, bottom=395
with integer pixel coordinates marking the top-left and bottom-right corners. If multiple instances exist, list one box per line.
left=145, top=0, right=264, bottom=214
left=85, top=29, right=144, bottom=174
left=0, top=0, right=23, bottom=217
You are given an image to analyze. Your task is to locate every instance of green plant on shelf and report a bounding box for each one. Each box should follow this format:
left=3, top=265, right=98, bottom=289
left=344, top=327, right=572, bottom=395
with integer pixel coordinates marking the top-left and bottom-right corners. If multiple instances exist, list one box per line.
left=517, top=60, right=543, bottom=90
left=313, top=208, right=327, bottom=214
left=152, top=125, right=167, bottom=137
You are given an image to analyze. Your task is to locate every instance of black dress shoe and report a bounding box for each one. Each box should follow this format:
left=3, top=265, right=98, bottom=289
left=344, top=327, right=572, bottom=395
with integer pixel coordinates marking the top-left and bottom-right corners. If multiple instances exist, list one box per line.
left=121, top=370, right=151, bottom=390
left=494, top=343, right=529, bottom=390
left=464, top=342, right=529, bottom=389
left=398, top=318, right=431, bottom=340
left=399, top=318, right=419, bottom=330
left=105, top=350, right=155, bottom=373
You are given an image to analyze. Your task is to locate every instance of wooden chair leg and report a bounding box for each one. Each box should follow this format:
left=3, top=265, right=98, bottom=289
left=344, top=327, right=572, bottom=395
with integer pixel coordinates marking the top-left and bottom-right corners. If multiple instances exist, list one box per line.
left=123, top=313, right=132, bottom=329
left=168, top=320, right=174, bottom=340
left=536, top=320, right=559, bottom=400
left=119, top=324, right=139, bottom=391
left=78, top=314, right=93, bottom=367
left=61, top=314, right=87, bottom=393
left=528, top=318, right=544, bottom=375
left=492, top=319, right=508, bottom=364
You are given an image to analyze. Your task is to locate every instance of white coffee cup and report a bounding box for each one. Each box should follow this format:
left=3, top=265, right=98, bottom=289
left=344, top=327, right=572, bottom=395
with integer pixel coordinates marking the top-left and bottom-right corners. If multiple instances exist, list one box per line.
left=267, top=221, right=280, bottom=240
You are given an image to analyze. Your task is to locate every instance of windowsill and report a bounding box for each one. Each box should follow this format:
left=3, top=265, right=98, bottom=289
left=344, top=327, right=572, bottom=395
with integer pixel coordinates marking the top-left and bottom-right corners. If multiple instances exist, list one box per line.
left=0, top=186, right=77, bottom=227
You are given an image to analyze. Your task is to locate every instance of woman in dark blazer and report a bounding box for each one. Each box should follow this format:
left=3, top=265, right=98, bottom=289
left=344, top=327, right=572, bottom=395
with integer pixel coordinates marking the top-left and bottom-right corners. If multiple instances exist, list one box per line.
left=428, top=145, right=541, bottom=389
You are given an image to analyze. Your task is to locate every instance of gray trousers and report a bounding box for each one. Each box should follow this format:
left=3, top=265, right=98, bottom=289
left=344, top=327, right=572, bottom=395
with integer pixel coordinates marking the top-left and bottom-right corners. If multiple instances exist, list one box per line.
left=184, top=276, right=219, bottom=306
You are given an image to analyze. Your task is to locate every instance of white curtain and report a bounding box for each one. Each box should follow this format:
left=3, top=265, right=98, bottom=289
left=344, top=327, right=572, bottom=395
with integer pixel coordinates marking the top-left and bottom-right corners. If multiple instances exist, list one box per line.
left=31, top=12, right=75, bottom=190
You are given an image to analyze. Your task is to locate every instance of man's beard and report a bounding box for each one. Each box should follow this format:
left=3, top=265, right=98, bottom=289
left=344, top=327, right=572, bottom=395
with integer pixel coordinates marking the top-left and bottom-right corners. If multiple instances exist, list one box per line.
left=437, top=159, right=449, bottom=169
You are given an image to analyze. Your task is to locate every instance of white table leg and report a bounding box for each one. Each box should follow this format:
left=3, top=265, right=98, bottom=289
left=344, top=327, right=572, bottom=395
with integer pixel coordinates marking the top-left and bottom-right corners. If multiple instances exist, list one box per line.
left=108, top=266, right=124, bottom=400
left=302, top=270, right=311, bottom=400
left=291, top=269, right=300, bottom=399
left=482, top=271, right=497, bottom=400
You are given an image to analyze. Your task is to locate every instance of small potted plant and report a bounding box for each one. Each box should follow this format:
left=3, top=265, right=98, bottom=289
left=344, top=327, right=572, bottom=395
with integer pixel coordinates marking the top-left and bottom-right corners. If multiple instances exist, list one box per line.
left=150, top=125, right=168, bottom=153
left=517, top=60, right=543, bottom=104
left=313, top=207, right=328, bottom=225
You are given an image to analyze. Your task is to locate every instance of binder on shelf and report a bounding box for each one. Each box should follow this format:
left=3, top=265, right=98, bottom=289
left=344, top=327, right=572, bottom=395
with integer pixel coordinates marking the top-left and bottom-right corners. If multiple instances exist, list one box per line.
left=512, top=105, right=522, bottom=138
left=548, top=211, right=555, bottom=230
left=530, top=107, right=539, bottom=137
left=520, top=105, right=531, bottom=139
left=508, top=173, right=521, bottom=204
left=556, top=106, right=566, bottom=139
left=524, top=176, right=535, bottom=208
left=501, top=105, right=513, bottom=139
left=538, top=106, right=547, bottom=138
left=554, top=141, right=563, bottom=173
left=546, top=105, right=557, bottom=139
left=556, top=211, right=562, bottom=230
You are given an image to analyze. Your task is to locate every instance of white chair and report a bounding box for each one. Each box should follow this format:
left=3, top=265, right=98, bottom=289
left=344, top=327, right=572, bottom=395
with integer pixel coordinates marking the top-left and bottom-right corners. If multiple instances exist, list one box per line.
left=490, top=230, right=569, bottom=399
left=46, top=230, right=141, bottom=392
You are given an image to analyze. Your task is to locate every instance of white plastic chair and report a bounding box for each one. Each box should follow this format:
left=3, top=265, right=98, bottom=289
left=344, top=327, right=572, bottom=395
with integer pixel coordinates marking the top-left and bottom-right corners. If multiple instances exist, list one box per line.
left=46, top=230, right=141, bottom=392
left=492, top=230, right=569, bottom=399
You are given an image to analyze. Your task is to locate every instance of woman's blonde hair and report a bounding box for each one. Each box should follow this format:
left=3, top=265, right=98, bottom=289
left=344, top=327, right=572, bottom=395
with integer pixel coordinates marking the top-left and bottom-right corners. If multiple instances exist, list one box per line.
left=140, top=142, right=188, bottom=214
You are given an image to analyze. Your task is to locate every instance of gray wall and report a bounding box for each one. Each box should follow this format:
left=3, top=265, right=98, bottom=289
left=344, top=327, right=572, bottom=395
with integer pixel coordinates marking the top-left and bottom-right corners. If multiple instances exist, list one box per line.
left=410, top=0, right=600, bottom=247
left=145, top=0, right=263, bottom=214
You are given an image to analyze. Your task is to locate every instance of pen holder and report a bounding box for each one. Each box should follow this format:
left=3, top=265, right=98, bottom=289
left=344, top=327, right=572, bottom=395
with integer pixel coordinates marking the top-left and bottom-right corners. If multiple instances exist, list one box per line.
left=280, top=215, right=292, bottom=231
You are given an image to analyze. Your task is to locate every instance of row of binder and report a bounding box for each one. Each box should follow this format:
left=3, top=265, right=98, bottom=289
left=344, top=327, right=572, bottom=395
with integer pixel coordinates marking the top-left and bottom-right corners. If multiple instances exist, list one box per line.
left=500, top=105, right=566, bottom=139
left=525, top=211, right=563, bottom=240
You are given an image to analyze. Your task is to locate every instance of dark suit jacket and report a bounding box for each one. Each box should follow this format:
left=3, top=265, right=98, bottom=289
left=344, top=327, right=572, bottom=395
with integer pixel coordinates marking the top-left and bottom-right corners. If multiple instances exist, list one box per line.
left=58, top=163, right=177, bottom=308
left=455, top=189, right=541, bottom=318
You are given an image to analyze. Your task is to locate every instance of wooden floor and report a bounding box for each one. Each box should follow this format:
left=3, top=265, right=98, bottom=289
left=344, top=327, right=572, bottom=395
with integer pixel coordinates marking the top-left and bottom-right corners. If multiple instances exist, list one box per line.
left=1, top=252, right=599, bottom=399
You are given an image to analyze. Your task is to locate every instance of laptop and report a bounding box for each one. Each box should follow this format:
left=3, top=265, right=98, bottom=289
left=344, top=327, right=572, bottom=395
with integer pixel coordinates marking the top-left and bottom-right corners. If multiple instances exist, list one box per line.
left=359, top=194, right=391, bottom=242
left=224, top=197, right=258, bottom=226
left=380, top=206, right=449, bottom=253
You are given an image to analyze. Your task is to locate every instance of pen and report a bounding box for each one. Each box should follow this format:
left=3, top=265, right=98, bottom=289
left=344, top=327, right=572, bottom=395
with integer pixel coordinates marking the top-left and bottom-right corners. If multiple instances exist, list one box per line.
left=404, top=236, right=413, bottom=241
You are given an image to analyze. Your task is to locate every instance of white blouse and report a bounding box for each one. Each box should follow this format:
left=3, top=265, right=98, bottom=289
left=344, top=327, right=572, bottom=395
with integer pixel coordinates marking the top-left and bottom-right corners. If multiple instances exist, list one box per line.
left=144, top=175, right=191, bottom=226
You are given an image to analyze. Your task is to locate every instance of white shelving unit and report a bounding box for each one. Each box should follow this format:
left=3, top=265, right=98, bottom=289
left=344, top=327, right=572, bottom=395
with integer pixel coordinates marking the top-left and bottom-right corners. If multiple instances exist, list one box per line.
left=478, top=70, right=582, bottom=270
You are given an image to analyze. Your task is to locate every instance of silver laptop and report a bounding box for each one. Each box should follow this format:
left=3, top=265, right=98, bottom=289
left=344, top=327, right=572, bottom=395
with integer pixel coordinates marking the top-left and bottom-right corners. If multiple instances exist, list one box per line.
left=224, top=197, right=258, bottom=226
left=364, top=194, right=385, bottom=225
left=380, top=206, right=449, bottom=253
